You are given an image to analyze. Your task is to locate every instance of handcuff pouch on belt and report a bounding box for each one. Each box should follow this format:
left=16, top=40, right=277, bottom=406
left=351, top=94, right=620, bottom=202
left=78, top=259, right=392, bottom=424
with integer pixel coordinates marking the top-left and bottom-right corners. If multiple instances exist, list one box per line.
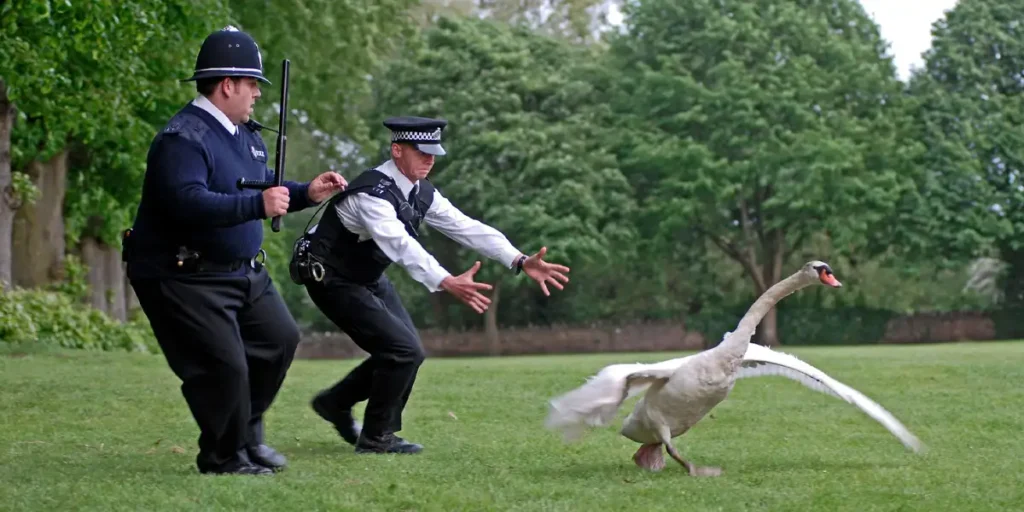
left=289, top=232, right=325, bottom=284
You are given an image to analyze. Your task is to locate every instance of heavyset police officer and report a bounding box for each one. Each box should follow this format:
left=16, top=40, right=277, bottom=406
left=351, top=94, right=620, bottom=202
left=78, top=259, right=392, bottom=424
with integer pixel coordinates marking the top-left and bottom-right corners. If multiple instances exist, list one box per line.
left=123, top=26, right=346, bottom=475
left=303, top=116, right=571, bottom=454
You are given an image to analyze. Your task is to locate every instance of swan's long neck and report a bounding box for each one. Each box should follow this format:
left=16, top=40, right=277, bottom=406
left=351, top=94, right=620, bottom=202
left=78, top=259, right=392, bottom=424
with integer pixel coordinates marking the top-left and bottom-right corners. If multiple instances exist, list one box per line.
left=717, top=271, right=811, bottom=358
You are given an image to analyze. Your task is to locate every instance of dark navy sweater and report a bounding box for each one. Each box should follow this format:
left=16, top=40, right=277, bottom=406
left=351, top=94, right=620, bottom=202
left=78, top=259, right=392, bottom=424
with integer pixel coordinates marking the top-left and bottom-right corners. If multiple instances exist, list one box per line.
left=126, top=102, right=315, bottom=279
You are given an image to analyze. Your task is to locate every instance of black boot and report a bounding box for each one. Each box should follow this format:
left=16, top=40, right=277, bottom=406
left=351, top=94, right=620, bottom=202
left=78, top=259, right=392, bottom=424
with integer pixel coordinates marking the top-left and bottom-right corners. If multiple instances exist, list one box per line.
left=355, top=432, right=423, bottom=454
left=311, top=391, right=362, bottom=445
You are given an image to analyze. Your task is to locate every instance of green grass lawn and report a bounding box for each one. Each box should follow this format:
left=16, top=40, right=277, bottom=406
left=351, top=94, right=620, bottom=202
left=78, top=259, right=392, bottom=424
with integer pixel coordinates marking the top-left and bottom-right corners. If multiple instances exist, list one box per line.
left=2, top=341, right=1023, bottom=511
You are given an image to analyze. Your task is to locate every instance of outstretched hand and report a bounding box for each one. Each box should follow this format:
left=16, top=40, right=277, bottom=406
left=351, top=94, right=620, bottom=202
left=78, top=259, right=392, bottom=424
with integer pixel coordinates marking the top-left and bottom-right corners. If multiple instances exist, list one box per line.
left=307, top=171, right=348, bottom=203
left=440, top=261, right=493, bottom=314
left=521, top=246, right=570, bottom=296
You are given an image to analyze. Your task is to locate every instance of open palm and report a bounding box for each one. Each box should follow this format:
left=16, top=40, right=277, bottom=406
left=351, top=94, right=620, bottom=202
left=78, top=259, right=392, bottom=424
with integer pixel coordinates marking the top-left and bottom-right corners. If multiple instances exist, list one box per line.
left=522, top=247, right=570, bottom=296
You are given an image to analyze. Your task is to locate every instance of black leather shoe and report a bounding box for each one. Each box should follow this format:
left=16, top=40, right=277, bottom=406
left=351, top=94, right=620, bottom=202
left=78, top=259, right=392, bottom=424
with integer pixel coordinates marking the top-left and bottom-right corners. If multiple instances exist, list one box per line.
left=198, top=454, right=274, bottom=476
left=355, top=432, right=423, bottom=454
left=311, top=392, right=362, bottom=445
left=247, top=444, right=287, bottom=471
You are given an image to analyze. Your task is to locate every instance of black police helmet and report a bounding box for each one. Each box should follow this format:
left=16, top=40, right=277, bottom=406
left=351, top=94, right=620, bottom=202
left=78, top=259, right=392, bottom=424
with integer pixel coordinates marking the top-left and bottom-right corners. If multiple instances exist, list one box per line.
left=182, top=26, right=271, bottom=84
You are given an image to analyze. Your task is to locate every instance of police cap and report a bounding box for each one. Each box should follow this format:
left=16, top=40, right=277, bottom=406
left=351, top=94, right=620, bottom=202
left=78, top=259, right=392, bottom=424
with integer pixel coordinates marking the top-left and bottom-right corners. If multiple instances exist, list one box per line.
left=182, top=26, right=270, bottom=84
left=384, top=116, right=448, bottom=156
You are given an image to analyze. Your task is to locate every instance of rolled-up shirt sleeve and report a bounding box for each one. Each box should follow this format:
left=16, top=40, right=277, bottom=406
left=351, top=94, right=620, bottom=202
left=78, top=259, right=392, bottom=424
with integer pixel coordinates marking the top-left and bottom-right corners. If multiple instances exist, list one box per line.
left=336, top=193, right=452, bottom=292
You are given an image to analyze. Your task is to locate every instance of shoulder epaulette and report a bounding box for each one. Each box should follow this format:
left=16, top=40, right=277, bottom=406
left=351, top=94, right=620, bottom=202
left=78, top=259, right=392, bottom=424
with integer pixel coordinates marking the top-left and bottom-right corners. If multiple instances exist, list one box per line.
left=161, top=111, right=209, bottom=145
left=368, top=175, right=396, bottom=198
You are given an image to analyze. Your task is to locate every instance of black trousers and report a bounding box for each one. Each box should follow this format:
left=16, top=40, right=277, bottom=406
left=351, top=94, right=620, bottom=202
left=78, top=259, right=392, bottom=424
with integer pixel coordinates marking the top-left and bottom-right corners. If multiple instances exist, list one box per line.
left=305, top=273, right=426, bottom=437
left=130, top=265, right=300, bottom=470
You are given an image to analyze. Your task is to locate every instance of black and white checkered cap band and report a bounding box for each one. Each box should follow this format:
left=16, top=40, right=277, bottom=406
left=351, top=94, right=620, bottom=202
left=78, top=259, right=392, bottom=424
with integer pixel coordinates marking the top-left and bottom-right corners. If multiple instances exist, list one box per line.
left=391, top=128, right=442, bottom=143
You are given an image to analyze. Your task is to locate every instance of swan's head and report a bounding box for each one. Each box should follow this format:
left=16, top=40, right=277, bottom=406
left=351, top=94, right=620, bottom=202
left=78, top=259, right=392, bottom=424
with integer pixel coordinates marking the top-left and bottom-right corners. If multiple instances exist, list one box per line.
left=801, top=260, right=842, bottom=288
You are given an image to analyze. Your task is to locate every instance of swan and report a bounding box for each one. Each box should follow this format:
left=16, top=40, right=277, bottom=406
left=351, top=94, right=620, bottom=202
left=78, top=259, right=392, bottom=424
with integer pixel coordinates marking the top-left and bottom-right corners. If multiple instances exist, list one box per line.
left=544, top=260, right=925, bottom=476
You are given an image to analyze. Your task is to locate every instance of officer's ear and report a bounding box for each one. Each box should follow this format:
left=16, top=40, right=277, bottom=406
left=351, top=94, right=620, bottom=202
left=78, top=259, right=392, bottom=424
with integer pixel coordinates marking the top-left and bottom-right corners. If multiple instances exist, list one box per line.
left=223, top=77, right=246, bottom=96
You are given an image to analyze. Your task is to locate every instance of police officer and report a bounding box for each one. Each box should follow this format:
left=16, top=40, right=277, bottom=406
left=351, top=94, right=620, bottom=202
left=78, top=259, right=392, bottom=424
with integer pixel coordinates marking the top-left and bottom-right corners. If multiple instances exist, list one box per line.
left=303, top=116, right=571, bottom=454
left=123, top=26, right=347, bottom=475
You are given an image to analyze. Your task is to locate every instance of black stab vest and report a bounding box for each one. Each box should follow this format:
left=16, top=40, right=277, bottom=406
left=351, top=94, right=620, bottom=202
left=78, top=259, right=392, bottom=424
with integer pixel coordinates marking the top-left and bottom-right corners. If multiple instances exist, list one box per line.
left=308, top=168, right=435, bottom=284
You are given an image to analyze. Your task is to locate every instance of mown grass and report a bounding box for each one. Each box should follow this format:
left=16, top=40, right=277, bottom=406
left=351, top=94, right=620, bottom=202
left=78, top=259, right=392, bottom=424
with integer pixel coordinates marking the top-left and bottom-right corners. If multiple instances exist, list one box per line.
left=1, top=341, right=1022, bottom=511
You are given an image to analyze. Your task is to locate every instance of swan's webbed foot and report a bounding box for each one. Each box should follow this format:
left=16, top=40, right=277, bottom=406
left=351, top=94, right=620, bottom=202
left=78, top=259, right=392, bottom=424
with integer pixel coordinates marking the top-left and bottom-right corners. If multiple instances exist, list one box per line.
left=632, top=443, right=665, bottom=471
left=664, top=441, right=722, bottom=477
left=684, top=463, right=723, bottom=477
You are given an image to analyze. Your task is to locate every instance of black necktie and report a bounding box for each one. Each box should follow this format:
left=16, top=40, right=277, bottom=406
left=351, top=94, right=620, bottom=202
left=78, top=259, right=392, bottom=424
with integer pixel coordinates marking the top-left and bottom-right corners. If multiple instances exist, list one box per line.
left=408, top=184, right=418, bottom=204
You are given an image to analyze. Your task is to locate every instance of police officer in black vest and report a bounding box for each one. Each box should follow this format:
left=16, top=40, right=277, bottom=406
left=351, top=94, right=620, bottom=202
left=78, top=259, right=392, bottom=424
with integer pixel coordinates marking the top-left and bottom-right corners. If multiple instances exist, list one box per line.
left=301, top=116, right=571, bottom=454
left=123, top=26, right=347, bottom=475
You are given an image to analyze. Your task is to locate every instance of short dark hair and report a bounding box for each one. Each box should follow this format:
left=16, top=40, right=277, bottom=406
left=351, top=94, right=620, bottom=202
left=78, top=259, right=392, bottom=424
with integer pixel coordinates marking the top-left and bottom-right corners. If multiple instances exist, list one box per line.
left=196, top=76, right=242, bottom=97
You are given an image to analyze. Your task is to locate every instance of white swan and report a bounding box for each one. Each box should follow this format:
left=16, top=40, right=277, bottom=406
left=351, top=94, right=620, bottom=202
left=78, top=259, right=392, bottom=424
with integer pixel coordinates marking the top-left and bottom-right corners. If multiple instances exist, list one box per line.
left=544, top=260, right=925, bottom=476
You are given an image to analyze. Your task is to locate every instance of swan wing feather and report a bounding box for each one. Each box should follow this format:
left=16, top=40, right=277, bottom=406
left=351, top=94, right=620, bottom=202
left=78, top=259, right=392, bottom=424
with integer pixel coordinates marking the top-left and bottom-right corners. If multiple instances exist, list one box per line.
left=737, top=343, right=925, bottom=453
left=544, top=356, right=692, bottom=442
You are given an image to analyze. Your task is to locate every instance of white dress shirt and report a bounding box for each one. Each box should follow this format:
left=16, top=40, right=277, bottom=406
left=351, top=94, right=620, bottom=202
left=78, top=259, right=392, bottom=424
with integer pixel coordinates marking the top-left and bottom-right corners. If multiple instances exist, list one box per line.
left=334, top=159, right=523, bottom=292
left=192, top=95, right=238, bottom=135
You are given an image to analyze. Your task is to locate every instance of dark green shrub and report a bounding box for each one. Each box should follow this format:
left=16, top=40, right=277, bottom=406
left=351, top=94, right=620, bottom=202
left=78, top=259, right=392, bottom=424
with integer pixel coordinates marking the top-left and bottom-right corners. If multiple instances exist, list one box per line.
left=0, top=286, right=158, bottom=353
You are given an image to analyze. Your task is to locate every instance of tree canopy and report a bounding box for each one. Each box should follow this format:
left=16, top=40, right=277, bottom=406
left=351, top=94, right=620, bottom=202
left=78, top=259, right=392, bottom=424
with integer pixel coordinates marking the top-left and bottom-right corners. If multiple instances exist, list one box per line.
left=601, top=0, right=919, bottom=345
left=906, top=0, right=1024, bottom=304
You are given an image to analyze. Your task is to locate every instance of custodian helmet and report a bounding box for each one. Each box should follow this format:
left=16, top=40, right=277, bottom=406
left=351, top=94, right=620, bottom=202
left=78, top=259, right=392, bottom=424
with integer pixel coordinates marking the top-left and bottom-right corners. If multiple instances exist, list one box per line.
left=181, top=26, right=271, bottom=84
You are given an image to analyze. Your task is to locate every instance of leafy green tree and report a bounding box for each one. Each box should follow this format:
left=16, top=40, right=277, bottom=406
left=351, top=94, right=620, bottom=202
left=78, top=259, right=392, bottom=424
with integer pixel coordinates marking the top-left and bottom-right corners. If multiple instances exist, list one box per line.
left=412, top=0, right=616, bottom=43
left=905, top=0, right=1023, bottom=305
left=474, top=0, right=616, bottom=43
left=605, top=0, right=919, bottom=345
left=0, top=0, right=232, bottom=288
left=227, top=0, right=421, bottom=166
left=367, top=16, right=639, bottom=349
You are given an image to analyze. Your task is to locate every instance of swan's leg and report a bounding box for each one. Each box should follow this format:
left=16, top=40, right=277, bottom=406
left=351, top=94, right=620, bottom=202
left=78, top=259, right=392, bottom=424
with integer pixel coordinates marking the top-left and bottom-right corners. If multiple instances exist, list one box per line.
left=632, top=443, right=665, bottom=471
left=656, top=426, right=722, bottom=477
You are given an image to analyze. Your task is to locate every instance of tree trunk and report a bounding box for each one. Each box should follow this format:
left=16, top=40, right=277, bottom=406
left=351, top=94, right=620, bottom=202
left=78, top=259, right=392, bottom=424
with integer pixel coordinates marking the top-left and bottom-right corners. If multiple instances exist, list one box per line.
left=12, top=148, right=69, bottom=288
left=484, top=279, right=502, bottom=355
left=105, top=245, right=127, bottom=321
left=754, top=229, right=786, bottom=347
left=81, top=237, right=108, bottom=313
left=757, top=307, right=780, bottom=347
left=430, top=291, right=446, bottom=328
left=0, top=80, right=16, bottom=288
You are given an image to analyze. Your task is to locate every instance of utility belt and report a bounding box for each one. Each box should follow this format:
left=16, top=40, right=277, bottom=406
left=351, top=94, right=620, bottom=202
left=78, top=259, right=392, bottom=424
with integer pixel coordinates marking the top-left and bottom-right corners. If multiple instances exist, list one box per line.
left=121, top=228, right=267, bottom=274
left=174, top=246, right=268, bottom=273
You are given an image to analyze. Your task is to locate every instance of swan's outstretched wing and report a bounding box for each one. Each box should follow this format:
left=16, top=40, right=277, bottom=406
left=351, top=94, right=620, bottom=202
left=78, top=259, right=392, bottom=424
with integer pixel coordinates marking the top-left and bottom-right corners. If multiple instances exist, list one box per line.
left=544, top=355, right=692, bottom=442
left=737, top=343, right=925, bottom=453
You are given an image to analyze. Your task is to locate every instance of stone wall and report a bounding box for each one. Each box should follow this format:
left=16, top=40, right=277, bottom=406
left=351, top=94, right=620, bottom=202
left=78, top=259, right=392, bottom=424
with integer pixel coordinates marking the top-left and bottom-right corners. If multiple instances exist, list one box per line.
left=295, top=311, right=1011, bottom=359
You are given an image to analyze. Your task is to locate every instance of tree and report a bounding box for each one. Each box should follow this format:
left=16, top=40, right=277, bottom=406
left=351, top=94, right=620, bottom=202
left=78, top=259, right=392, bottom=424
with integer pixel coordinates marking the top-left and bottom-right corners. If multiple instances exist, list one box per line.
left=227, top=0, right=421, bottom=168
left=0, top=1, right=231, bottom=294
left=906, top=0, right=1023, bottom=306
left=367, top=16, right=638, bottom=350
left=413, top=0, right=619, bottom=43
left=605, top=0, right=919, bottom=345
left=475, top=0, right=617, bottom=43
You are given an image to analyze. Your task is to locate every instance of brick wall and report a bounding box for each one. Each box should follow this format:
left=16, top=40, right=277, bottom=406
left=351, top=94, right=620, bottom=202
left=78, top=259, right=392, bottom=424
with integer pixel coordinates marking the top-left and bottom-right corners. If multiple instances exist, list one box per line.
left=296, top=322, right=708, bottom=359
left=295, top=311, right=1009, bottom=359
left=880, top=311, right=997, bottom=344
